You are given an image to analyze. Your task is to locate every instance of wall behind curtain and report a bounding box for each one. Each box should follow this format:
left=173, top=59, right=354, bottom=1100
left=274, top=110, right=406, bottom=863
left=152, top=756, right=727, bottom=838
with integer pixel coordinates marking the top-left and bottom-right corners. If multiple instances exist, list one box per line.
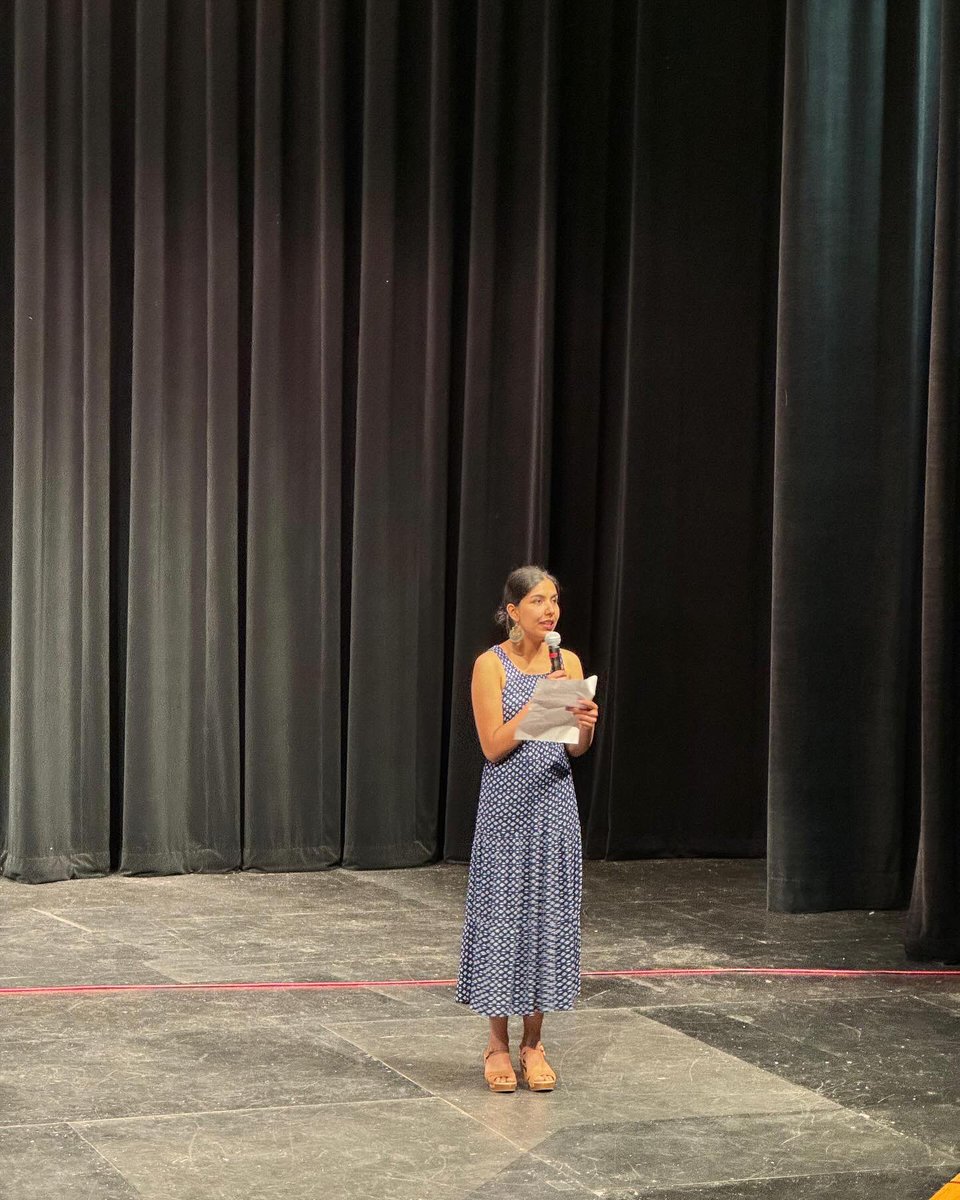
left=0, top=0, right=782, bottom=882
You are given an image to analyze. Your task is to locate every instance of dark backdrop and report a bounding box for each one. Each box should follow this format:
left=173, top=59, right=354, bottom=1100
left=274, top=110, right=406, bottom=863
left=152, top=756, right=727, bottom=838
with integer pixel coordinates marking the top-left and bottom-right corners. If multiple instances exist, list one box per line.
left=0, top=0, right=957, bottom=961
left=770, top=0, right=959, bottom=964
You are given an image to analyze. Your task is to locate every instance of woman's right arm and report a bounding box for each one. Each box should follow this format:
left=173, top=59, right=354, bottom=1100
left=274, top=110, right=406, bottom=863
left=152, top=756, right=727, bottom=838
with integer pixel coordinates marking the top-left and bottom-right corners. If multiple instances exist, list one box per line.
left=471, top=652, right=529, bottom=763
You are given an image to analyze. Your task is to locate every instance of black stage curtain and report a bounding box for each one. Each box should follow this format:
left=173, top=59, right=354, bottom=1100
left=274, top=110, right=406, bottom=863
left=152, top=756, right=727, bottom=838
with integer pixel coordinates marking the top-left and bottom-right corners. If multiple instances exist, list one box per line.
left=770, top=0, right=960, bottom=962
left=1, top=1, right=958, bottom=963
left=905, top=0, right=960, bottom=960
left=0, top=0, right=781, bottom=883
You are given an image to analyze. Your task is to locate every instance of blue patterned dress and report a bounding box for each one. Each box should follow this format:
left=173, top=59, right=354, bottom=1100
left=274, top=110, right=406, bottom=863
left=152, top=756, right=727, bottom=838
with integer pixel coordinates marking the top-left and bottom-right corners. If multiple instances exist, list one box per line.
left=456, top=645, right=583, bottom=1016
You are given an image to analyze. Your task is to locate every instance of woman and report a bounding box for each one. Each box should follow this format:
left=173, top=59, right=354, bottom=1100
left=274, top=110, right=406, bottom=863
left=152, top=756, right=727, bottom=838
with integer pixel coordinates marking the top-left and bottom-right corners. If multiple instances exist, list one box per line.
left=456, top=565, right=600, bottom=1092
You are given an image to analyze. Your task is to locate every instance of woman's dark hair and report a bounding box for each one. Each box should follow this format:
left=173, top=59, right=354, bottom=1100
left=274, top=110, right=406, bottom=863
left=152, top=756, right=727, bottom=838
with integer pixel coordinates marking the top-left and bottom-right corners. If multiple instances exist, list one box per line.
left=494, top=565, right=560, bottom=633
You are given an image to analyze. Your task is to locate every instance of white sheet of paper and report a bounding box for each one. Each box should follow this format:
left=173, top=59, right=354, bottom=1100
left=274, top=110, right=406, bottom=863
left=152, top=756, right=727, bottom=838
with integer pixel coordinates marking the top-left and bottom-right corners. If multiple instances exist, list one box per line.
left=514, top=675, right=598, bottom=745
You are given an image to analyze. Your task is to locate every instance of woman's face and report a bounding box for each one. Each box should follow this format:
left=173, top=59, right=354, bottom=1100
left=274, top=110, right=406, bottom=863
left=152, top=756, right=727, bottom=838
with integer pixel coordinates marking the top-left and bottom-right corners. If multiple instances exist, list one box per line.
left=508, top=579, right=560, bottom=642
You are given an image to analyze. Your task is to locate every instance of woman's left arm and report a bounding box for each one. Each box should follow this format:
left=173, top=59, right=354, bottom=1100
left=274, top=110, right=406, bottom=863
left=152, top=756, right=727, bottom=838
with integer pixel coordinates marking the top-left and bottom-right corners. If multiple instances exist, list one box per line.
left=563, top=651, right=599, bottom=758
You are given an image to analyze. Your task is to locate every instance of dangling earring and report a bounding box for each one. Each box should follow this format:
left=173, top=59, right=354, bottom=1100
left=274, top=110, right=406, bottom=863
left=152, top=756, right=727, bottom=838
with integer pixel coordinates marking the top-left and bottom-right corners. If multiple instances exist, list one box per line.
left=508, top=620, right=523, bottom=644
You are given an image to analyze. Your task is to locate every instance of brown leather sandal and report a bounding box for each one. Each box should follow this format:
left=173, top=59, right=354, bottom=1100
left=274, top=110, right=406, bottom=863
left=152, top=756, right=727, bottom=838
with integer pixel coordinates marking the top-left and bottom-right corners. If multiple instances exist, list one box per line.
left=483, top=1047, right=517, bottom=1093
left=518, top=1042, right=557, bottom=1091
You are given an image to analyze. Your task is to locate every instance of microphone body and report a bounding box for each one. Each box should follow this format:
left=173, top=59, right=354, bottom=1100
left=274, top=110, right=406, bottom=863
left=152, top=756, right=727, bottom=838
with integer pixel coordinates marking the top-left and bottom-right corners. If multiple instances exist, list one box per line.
left=545, top=631, right=564, bottom=673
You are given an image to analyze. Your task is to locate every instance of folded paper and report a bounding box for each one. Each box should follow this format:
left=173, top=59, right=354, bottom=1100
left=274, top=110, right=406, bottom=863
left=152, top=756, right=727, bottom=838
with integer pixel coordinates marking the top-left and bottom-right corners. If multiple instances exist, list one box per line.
left=514, top=675, right=598, bottom=745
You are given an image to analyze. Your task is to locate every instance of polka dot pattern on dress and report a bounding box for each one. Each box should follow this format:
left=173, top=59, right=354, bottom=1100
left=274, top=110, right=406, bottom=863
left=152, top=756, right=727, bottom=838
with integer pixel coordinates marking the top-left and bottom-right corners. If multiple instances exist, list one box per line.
left=456, top=645, right=583, bottom=1017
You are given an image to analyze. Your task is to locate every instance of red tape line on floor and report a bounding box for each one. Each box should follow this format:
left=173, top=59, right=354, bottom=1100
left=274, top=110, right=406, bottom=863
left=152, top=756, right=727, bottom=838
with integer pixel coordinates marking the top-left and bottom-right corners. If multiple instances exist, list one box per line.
left=2, top=966, right=960, bottom=998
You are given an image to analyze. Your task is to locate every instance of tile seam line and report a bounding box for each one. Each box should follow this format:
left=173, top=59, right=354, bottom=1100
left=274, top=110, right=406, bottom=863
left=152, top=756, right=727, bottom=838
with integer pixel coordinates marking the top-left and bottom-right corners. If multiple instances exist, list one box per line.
left=312, top=1018, right=595, bottom=1191
left=0, top=1099, right=440, bottom=1134
left=2, top=967, right=960, bottom=998
left=63, top=1097, right=442, bottom=1129
left=67, top=1123, right=147, bottom=1197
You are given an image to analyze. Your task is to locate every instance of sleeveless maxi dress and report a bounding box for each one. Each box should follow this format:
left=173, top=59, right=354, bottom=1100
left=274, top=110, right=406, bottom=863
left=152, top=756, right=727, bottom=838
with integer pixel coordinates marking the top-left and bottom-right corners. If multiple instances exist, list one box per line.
left=456, top=645, right=583, bottom=1016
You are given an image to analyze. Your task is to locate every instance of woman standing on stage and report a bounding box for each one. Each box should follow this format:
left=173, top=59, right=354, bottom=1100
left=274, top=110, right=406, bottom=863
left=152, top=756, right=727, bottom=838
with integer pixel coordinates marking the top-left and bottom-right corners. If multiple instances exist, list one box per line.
left=456, top=565, right=600, bottom=1092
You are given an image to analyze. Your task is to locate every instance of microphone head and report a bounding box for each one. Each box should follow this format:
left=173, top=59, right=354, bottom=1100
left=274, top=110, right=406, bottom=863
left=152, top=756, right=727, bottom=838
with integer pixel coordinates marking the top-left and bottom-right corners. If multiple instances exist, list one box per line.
left=544, top=631, right=561, bottom=649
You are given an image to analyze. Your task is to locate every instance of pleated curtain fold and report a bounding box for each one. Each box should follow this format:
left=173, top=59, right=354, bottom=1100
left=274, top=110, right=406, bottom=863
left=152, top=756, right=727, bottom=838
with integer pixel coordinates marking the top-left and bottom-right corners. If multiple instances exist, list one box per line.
left=768, top=0, right=960, bottom=959
left=1, top=0, right=958, bottom=963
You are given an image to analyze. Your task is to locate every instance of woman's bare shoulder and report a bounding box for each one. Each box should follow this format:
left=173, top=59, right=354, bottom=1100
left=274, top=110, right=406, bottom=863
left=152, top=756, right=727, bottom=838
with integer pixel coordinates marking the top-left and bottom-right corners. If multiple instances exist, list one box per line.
left=563, top=647, right=584, bottom=677
left=474, top=647, right=506, bottom=681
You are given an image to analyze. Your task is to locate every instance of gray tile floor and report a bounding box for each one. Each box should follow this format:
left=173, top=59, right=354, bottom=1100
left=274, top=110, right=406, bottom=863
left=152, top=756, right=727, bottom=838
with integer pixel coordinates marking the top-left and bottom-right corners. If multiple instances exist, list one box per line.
left=0, top=859, right=957, bottom=1198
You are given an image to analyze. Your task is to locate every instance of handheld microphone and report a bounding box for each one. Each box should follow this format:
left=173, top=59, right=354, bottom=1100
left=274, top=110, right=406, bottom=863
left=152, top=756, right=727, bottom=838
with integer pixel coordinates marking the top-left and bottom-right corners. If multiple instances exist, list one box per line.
left=545, top=631, right=564, bottom=673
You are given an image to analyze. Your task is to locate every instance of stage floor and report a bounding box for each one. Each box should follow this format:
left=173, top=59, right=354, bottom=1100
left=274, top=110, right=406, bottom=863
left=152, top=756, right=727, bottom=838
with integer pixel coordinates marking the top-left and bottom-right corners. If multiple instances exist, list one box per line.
left=0, top=858, right=957, bottom=1199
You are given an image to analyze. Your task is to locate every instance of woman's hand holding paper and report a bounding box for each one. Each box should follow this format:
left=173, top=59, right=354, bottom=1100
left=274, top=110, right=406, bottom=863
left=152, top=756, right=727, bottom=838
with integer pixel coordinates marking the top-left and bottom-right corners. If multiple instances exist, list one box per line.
left=514, top=675, right=599, bottom=745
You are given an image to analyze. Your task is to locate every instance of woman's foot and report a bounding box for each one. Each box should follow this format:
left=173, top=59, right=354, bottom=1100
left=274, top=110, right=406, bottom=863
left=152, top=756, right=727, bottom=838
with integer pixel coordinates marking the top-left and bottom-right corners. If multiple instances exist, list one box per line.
left=518, top=1041, right=557, bottom=1091
left=483, top=1045, right=517, bottom=1092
